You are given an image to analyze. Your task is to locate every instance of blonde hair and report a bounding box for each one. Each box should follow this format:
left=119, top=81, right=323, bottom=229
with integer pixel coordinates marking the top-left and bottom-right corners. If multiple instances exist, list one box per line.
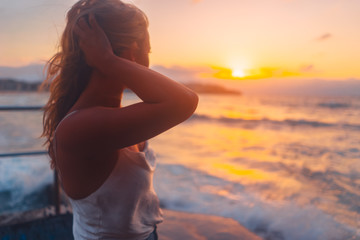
left=42, top=0, right=149, bottom=169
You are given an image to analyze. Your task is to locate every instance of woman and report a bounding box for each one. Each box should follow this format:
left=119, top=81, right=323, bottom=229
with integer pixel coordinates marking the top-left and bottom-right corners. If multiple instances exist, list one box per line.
left=41, top=0, right=198, bottom=239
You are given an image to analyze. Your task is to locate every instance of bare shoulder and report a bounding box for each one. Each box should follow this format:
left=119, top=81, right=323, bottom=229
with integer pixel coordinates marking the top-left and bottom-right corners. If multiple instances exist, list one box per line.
left=55, top=107, right=108, bottom=150
left=55, top=106, right=136, bottom=152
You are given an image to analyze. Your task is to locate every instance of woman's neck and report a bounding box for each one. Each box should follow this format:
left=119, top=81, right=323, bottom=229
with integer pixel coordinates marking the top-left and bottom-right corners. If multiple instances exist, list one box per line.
left=73, top=72, right=125, bottom=110
left=90, top=94, right=122, bottom=108
left=76, top=89, right=123, bottom=109
left=71, top=84, right=124, bottom=112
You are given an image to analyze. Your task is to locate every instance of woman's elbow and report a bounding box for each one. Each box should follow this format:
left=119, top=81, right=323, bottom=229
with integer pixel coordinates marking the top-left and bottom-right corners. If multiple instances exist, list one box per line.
left=180, top=90, right=199, bottom=119
left=189, top=91, right=199, bottom=114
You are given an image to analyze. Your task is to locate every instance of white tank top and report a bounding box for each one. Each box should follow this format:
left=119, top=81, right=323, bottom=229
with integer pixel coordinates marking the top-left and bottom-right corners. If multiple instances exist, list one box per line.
left=55, top=112, right=163, bottom=240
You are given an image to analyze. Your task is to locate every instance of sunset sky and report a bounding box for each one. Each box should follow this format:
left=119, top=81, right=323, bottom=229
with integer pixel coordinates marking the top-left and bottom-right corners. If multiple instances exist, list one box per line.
left=1, top=0, right=359, bottom=94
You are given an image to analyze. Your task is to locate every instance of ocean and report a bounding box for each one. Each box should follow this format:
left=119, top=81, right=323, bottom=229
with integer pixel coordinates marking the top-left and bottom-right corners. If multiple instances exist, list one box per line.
left=0, top=92, right=359, bottom=240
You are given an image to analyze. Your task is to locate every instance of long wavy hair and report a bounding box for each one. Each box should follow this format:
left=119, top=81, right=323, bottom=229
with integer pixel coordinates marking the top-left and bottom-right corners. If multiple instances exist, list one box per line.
left=41, top=0, right=149, bottom=169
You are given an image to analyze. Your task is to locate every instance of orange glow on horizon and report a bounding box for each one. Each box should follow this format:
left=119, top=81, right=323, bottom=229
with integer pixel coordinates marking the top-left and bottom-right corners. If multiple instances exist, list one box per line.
left=210, top=66, right=300, bottom=81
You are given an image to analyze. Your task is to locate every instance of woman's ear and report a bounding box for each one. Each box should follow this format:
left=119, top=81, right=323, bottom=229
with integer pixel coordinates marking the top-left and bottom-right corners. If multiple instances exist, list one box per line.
left=129, top=42, right=140, bottom=61
left=120, top=42, right=139, bottom=61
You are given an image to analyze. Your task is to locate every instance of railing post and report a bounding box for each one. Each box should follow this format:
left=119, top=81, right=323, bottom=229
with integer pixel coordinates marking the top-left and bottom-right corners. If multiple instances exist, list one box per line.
left=53, top=169, right=61, bottom=215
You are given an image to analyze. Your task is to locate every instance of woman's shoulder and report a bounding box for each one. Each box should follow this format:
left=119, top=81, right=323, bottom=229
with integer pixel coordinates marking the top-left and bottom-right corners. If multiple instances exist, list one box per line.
left=56, top=106, right=110, bottom=134
left=55, top=107, right=103, bottom=150
left=55, top=106, right=131, bottom=153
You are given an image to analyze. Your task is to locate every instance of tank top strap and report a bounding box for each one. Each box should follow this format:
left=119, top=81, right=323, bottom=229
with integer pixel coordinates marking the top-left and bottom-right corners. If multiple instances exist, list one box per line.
left=55, top=110, right=79, bottom=133
left=53, top=110, right=78, bottom=158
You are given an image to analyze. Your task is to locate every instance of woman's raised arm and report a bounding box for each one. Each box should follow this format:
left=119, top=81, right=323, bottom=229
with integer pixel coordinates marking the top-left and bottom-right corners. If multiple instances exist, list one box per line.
left=59, top=15, right=198, bottom=151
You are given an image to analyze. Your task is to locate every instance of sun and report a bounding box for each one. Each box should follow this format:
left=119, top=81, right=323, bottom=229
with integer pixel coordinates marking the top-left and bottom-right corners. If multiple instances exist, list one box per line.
left=231, top=69, right=245, bottom=78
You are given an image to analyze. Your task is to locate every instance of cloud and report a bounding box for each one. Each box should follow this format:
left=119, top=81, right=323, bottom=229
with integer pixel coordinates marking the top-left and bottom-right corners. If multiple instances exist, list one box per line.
left=151, top=65, right=209, bottom=83
left=300, top=64, right=315, bottom=73
left=316, top=33, right=332, bottom=42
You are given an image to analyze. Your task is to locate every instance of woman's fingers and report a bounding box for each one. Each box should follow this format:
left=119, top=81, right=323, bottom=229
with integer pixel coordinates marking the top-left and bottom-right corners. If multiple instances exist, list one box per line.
left=89, top=14, right=101, bottom=31
left=77, top=17, right=91, bottom=32
left=73, top=17, right=90, bottom=40
left=73, top=23, right=86, bottom=39
left=75, top=15, right=105, bottom=39
left=72, top=13, right=114, bottom=68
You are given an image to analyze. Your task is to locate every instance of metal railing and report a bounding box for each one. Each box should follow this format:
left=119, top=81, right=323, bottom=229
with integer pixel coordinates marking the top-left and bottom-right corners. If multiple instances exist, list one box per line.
left=0, top=106, right=44, bottom=111
left=0, top=106, right=61, bottom=215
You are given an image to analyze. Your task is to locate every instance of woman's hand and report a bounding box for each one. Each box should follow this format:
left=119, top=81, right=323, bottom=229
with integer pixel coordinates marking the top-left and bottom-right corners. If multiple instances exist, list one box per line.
left=74, top=14, right=114, bottom=72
